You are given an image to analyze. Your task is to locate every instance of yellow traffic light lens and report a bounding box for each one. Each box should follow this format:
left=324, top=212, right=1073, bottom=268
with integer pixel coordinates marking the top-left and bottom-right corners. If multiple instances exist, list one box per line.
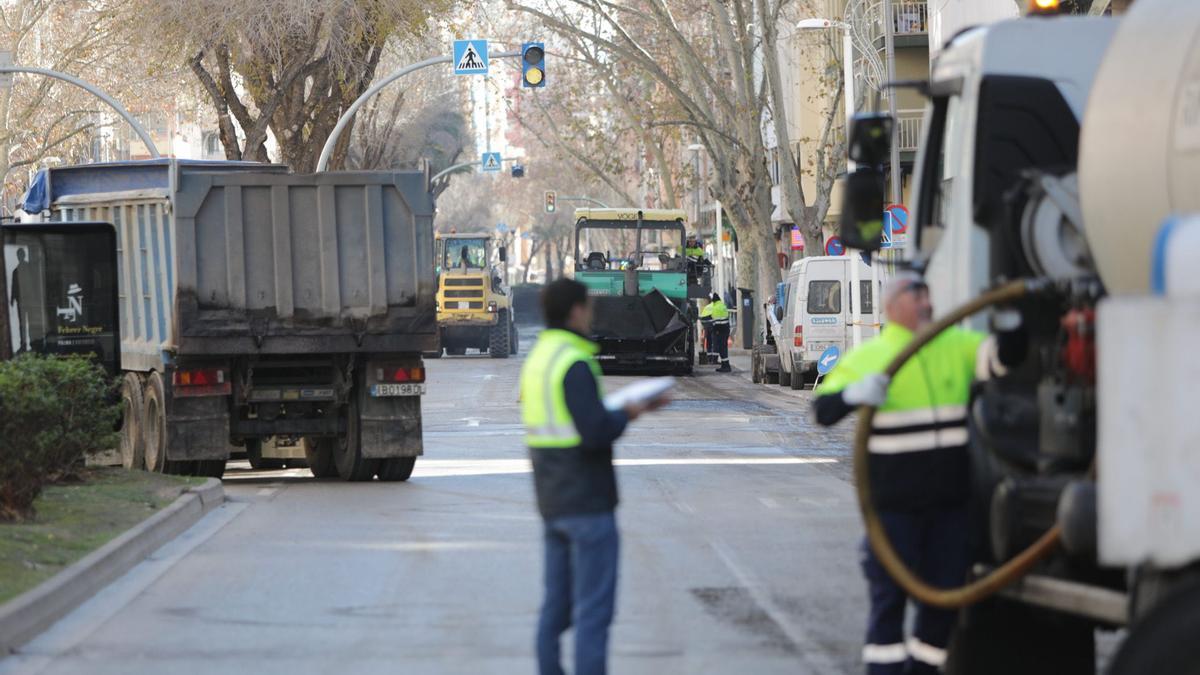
left=526, top=67, right=544, bottom=86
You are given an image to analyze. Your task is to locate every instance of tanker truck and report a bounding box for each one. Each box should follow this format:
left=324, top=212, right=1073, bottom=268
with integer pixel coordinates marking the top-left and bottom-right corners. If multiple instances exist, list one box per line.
left=838, top=1, right=1200, bottom=672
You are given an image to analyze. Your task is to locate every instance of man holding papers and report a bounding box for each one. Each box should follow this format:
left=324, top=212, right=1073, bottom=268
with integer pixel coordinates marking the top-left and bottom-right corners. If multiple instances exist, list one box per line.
left=521, top=278, right=670, bottom=675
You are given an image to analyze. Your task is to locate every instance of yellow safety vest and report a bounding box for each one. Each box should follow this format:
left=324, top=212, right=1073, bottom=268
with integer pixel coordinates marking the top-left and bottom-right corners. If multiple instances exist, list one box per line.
left=709, top=300, right=730, bottom=323
left=817, top=323, right=983, bottom=454
left=520, top=329, right=604, bottom=448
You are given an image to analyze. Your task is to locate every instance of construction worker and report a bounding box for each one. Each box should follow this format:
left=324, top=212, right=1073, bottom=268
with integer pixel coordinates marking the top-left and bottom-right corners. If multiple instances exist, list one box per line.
left=521, top=278, right=669, bottom=675
left=684, top=235, right=705, bottom=259
left=811, top=272, right=1024, bottom=675
left=706, top=292, right=731, bottom=372
left=698, top=299, right=715, bottom=364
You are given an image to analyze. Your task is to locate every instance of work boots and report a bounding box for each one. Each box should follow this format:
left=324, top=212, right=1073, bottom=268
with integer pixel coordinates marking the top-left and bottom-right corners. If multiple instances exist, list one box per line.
left=717, top=361, right=732, bottom=373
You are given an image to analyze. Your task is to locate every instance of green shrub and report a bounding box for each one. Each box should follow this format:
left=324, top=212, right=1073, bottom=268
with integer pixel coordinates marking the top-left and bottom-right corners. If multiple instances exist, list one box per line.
left=0, top=355, right=119, bottom=521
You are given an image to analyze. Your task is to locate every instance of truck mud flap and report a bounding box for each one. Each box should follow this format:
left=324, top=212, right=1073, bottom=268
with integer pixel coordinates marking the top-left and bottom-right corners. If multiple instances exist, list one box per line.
left=166, top=396, right=231, bottom=461
left=359, top=392, right=423, bottom=459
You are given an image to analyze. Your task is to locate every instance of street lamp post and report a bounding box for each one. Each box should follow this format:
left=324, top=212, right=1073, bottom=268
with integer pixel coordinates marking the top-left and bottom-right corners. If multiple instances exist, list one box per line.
left=796, top=17, right=866, bottom=348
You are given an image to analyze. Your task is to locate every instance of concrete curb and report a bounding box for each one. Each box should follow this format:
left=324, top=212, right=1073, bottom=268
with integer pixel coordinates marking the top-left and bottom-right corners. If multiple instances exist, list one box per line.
left=0, top=477, right=225, bottom=655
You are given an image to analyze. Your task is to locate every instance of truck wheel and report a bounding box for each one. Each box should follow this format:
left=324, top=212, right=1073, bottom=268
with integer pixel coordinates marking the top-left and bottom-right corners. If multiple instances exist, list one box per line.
left=779, top=367, right=792, bottom=388
left=489, top=310, right=511, bottom=358
left=1110, top=580, right=1200, bottom=675
left=246, top=439, right=285, bottom=470
left=510, top=323, right=520, bottom=355
left=119, top=373, right=145, bottom=470
left=377, top=457, right=417, bottom=482
left=142, top=372, right=169, bottom=473
left=334, top=397, right=379, bottom=482
left=766, top=369, right=779, bottom=385
left=751, top=348, right=763, bottom=383
left=194, top=460, right=226, bottom=479
left=304, top=438, right=339, bottom=479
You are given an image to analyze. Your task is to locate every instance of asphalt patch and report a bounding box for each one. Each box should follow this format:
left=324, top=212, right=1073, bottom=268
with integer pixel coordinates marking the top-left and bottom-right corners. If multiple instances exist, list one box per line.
left=690, top=586, right=796, bottom=654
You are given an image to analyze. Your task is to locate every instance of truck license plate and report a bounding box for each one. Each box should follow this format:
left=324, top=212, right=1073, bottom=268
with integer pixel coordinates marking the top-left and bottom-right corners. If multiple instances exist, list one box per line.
left=457, top=301, right=470, bottom=309
left=370, top=383, right=427, bottom=397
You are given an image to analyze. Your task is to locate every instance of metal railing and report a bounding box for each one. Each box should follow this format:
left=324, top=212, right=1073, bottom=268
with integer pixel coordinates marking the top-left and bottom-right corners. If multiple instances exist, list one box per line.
left=890, top=0, right=928, bottom=36
left=896, top=109, right=925, bottom=152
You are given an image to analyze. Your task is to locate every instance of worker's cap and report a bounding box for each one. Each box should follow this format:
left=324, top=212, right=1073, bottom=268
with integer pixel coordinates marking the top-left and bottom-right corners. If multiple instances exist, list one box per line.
left=882, top=271, right=928, bottom=306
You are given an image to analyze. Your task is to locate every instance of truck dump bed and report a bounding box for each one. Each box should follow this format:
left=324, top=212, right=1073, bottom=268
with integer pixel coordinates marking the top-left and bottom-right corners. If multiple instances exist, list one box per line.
left=25, top=160, right=437, bottom=368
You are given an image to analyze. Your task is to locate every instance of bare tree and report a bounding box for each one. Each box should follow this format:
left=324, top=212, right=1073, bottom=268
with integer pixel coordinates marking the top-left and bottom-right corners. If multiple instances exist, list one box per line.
left=132, top=0, right=454, bottom=171
left=511, top=0, right=780, bottom=303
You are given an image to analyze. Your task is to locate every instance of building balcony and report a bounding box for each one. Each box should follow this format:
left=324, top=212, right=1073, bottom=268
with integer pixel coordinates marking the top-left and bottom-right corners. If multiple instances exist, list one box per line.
left=896, top=108, right=924, bottom=153
left=870, top=0, right=928, bottom=49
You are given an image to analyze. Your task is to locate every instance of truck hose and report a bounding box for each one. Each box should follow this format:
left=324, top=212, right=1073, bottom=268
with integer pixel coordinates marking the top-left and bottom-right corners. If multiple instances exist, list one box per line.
left=853, top=278, right=1062, bottom=609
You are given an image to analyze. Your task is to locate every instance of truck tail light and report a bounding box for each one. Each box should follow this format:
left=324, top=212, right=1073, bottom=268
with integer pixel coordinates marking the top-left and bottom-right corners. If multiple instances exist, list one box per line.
left=794, top=324, right=803, bottom=348
left=376, top=366, right=426, bottom=384
left=173, top=367, right=231, bottom=397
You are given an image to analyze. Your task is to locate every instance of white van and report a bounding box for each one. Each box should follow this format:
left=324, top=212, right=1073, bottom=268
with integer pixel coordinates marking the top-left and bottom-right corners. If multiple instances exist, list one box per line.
left=776, top=256, right=881, bottom=389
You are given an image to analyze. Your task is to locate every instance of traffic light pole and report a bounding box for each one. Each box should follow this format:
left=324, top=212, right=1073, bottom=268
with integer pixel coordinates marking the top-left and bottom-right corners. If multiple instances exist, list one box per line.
left=557, top=196, right=611, bottom=208
left=430, top=157, right=517, bottom=183
left=316, top=50, right=521, bottom=173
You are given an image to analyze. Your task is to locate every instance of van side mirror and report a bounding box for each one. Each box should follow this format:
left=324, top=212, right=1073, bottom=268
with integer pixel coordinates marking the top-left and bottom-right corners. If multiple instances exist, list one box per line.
left=774, top=304, right=784, bottom=322
left=498, top=246, right=507, bottom=262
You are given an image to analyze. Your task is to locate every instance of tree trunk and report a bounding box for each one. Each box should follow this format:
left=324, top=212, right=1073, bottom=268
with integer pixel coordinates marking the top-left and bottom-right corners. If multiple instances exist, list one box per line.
left=545, top=241, right=555, bottom=281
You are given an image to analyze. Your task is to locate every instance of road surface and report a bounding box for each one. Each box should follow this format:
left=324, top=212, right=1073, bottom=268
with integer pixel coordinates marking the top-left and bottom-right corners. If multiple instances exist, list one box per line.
left=1, top=336, right=868, bottom=674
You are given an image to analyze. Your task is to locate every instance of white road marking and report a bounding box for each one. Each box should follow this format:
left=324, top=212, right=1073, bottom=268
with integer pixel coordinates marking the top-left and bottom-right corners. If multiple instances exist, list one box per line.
left=758, top=497, right=781, bottom=509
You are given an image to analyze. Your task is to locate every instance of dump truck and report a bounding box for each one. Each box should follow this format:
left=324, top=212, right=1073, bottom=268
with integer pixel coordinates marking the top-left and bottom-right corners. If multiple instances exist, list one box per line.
left=837, top=1, right=1200, bottom=671
left=432, top=231, right=517, bottom=357
left=572, top=208, right=697, bottom=375
left=7, top=159, right=437, bottom=482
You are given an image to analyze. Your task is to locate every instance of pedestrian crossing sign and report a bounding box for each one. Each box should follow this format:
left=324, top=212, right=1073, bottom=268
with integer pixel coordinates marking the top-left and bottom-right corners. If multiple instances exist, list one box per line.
left=453, top=40, right=489, bottom=75
left=481, top=152, right=502, bottom=172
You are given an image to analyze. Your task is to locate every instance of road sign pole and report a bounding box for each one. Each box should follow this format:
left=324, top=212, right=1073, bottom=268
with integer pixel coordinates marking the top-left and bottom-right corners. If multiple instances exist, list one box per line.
left=429, top=156, right=516, bottom=183
left=317, top=49, right=522, bottom=172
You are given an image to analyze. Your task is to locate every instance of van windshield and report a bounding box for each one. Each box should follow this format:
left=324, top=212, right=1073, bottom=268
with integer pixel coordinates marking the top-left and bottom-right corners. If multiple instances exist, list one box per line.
left=808, top=280, right=841, bottom=314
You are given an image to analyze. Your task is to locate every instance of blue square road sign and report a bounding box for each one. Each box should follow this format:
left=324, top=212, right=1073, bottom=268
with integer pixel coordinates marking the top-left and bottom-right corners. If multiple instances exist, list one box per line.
left=481, top=152, right=502, bottom=173
left=454, top=40, right=489, bottom=75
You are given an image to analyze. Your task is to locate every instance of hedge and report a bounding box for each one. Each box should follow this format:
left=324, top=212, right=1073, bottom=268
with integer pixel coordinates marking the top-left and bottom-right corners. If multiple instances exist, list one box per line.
left=0, top=355, right=119, bottom=521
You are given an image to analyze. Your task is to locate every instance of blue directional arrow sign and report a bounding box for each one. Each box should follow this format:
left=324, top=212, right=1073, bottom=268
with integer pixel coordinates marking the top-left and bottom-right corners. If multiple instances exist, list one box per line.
left=453, top=39, right=489, bottom=75
left=481, top=152, right=502, bottom=172
left=817, top=345, right=841, bottom=376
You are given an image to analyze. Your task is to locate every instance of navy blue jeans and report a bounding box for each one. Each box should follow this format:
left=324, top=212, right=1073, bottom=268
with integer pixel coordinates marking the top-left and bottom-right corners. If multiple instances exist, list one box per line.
left=860, top=507, right=968, bottom=675
left=537, top=511, right=620, bottom=675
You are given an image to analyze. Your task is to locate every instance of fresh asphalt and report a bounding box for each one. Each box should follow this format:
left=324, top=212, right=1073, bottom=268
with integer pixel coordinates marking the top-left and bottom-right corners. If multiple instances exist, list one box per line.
left=0, top=327, right=869, bottom=674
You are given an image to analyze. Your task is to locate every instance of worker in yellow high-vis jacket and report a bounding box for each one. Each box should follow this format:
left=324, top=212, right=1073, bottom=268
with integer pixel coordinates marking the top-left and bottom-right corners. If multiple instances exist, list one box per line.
left=521, top=278, right=669, bottom=675
left=812, top=272, right=1025, bottom=675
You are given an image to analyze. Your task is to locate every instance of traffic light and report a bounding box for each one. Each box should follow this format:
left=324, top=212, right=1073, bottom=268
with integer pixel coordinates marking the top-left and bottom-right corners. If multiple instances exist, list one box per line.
left=522, top=42, right=545, bottom=88
left=544, top=190, right=556, bottom=213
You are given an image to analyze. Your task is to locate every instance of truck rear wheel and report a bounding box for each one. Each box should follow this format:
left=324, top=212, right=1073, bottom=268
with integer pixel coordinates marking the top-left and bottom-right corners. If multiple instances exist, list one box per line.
left=304, top=438, right=339, bottom=479
left=377, top=457, right=417, bottom=482
left=194, top=460, right=226, bottom=479
left=143, top=372, right=168, bottom=473
left=334, top=397, right=379, bottom=482
left=510, top=323, right=520, bottom=355
left=119, top=373, right=145, bottom=470
left=779, top=367, right=792, bottom=388
left=489, top=310, right=511, bottom=358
